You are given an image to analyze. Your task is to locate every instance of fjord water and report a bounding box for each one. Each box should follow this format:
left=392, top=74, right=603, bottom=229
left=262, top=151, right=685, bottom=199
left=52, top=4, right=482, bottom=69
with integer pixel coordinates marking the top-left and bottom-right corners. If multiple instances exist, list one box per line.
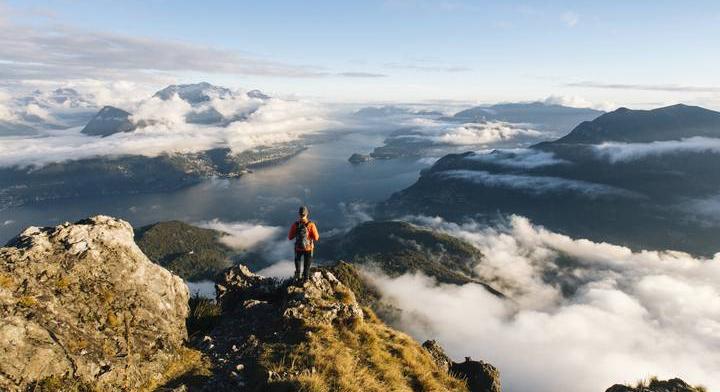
left=0, top=129, right=429, bottom=243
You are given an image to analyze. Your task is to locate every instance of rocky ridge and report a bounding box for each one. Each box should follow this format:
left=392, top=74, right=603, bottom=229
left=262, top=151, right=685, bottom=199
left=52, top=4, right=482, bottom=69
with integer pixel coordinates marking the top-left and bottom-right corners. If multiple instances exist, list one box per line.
left=605, top=378, right=707, bottom=392
left=189, top=264, right=501, bottom=391
left=0, top=216, right=189, bottom=391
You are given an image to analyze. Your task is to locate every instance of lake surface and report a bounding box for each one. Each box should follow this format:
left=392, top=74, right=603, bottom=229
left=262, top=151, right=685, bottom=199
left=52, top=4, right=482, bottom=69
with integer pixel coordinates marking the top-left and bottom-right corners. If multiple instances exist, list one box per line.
left=0, top=128, right=430, bottom=243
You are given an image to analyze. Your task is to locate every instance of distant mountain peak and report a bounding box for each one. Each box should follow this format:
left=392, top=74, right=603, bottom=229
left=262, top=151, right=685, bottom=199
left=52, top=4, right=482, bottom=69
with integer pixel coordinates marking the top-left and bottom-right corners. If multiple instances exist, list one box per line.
left=153, top=82, right=233, bottom=103
left=550, top=103, right=720, bottom=144
left=81, top=105, right=135, bottom=137
left=247, top=89, right=270, bottom=100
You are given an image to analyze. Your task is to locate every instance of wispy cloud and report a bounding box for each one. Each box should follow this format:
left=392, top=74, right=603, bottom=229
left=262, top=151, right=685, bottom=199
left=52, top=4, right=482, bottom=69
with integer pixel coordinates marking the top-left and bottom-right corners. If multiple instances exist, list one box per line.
left=0, top=8, right=377, bottom=83
left=594, top=137, right=720, bottom=162
left=561, top=11, right=580, bottom=27
left=568, top=81, right=720, bottom=93
left=0, top=24, right=325, bottom=81
left=466, top=148, right=569, bottom=169
left=385, top=62, right=472, bottom=73
left=336, top=72, right=388, bottom=78
left=437, top=169, right=641, bottom=199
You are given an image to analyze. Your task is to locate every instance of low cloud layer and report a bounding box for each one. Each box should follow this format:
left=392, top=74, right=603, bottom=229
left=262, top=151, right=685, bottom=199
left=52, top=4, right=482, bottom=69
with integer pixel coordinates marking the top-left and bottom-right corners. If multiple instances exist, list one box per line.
left=466, top=148, right=569, bottom=169
left=437, top=169, right=639, bottom=199
left=594, top=137, right=720, bottom=162
left=197, top=218, right=299, bottom=277
left=369, top=215, right=720, bottom=392
left=430, top=123, right=542, bottom=146
left=199, top=219, right=282, bottom=250
left=0, top=91, right=334, bottom=168
left=568, top=81, right=720, bottom=93
left=399, top=119, right=544, bottom=147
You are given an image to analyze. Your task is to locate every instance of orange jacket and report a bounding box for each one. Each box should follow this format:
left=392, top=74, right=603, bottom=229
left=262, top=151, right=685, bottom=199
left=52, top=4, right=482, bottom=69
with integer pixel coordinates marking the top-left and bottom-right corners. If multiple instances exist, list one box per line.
left=288, top=218, right=319, bottom=251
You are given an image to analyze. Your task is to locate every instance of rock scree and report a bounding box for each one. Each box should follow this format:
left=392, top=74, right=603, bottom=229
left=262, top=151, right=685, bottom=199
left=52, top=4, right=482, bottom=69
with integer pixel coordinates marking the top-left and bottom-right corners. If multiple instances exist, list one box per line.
left=0, top=215, right=189, bottom=391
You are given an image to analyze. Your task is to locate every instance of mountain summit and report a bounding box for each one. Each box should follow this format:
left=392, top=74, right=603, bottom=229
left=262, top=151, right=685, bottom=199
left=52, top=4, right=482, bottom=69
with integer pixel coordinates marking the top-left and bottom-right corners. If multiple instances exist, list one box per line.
left=551, top=104, right=720, bottom=144
left=0, top=216, right=503, bottom=391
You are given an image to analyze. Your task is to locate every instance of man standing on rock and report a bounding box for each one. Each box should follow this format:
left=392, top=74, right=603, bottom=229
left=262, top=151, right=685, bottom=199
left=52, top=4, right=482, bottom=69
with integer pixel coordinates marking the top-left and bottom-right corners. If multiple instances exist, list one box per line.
left=288, top=206, right=320, bottom=281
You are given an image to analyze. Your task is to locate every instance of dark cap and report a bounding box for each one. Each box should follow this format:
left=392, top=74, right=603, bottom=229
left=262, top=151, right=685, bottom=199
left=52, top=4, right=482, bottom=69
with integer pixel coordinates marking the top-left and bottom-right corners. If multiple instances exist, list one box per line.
left=299, top=206, right=309, bottom=216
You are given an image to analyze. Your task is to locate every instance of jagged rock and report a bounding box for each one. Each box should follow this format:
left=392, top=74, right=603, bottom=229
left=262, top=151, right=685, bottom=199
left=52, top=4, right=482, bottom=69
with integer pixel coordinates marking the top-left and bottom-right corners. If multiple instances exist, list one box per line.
left=423, top=340, right=453, bottom=372
left=451, top=357, right=502, bottom=392
left=215, top=264, right=278, bottom=312
left=283, top=269, right=365, bottom=326
left=606, top=378, right=705, bottom=392
left=0, top=216, right=189, bottom=391
left=195, top=264, right=477, bottom=390
left=422, top=340, right=502, bottom=392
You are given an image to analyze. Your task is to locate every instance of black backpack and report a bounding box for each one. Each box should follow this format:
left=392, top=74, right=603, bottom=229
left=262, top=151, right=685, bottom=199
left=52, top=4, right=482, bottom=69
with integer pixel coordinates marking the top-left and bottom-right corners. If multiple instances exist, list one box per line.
left=295, top=220, right=313, bottom=250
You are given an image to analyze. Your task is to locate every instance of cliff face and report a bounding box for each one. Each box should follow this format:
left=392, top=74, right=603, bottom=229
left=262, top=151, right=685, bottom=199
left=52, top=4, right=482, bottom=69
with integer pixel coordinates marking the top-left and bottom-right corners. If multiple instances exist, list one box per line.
left=0, top=216, right=189, bottom=391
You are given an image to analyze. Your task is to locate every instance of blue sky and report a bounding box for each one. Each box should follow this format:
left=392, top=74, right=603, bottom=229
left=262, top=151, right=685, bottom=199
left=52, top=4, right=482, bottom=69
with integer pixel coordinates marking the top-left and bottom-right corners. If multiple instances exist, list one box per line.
left=2, top=0, right=720, bottom=108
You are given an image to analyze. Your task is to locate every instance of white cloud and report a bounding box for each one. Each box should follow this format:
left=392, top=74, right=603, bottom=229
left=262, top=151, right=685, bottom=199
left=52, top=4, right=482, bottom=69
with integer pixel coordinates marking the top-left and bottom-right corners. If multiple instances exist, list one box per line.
left=368, top=215, right=720, bottom=392
left=0, top=17, right=324, bottom=82
left=432, top=123, right=542, bottom=145
left=0, top=92, right=335, bottom=167
left=398, top=120, right=544, bottom=146
left=257, top=261, right=296, bottom=279
left=542, top=95, right=614, bottom=111
left=466, top=148, right=569, bottom=169
left=561, top=11, right=580, bottom=27
left=0, top=90, right=16, bottom=121
left=198, top=219, right=296, bottom=269
left=567, top=81, right=720, bottom=93
left=680, top=194, right=720, bottom=226
left=131, top=95, right=194, bottom=128
left=436, top=169, right=640, bottom=199
left=198, top=219, right=282, bottom=250
left=24, top=103, right=56, bottom=123
left=594, top=137, right=720, bottom=162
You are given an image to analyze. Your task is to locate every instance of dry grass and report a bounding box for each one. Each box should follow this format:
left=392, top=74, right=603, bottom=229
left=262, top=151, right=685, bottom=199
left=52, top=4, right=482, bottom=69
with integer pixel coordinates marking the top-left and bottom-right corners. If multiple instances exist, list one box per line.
left=139, top=347, right=212, bottom=392
left=633, top=376, right=708, bottom=392
left=186, top=294, right=221, bottom=337
left=0, top=272, right=14, bottom=289
left=18, top=295, right=38, bottom=307
left=30, top=376, right=95, bottom=392
left=55, top=276, right=72, bottom=290
left=263, top=308, right=467, bottom=392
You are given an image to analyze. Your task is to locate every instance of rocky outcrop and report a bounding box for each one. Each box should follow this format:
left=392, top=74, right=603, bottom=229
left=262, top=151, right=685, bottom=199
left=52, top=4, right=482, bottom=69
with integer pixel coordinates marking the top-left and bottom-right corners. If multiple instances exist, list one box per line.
left=192, top=264, right=480, bottom=391
left=0, top=216, right=189, bottom=391
left=423, top=340, right=502, bottom=392
left=606, top=378, right=706, bottom=392
left=451, top=358, right=502, bottom=392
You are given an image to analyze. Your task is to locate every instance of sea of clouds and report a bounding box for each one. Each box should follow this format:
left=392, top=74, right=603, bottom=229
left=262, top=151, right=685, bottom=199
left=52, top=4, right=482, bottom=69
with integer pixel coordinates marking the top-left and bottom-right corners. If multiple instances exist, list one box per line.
left=187, top=212, right=720, bottom=391
left=0, top=86, right=335, bottom=168
left=366, top=215, right=720, bottom=392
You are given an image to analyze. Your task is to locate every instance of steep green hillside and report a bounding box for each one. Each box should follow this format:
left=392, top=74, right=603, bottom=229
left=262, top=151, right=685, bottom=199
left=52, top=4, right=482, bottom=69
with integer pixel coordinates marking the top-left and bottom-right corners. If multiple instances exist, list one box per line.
left=322, top=220, right=501, bottom=295
left=135, top=221, right=234, bottom=281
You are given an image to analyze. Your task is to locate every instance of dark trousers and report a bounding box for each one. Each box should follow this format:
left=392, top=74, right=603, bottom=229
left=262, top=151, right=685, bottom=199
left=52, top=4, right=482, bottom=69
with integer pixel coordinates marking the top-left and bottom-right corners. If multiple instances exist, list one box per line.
left=294, top=250, right=313, bottom=278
